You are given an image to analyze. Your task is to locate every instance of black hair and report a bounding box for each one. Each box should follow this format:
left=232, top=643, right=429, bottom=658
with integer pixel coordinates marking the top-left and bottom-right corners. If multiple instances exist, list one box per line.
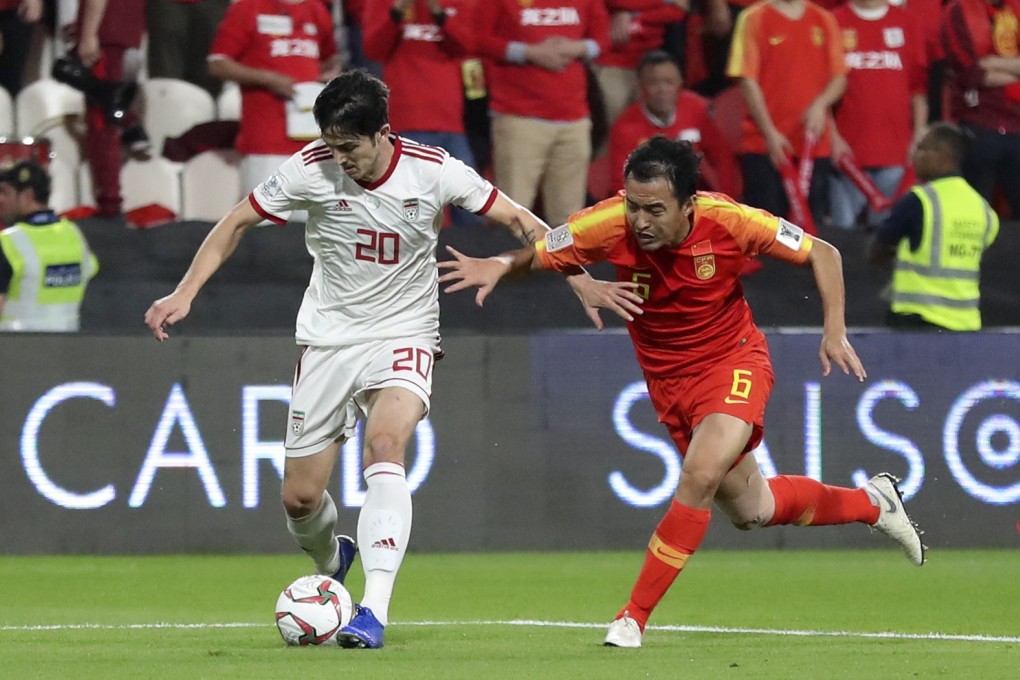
left=636, top=50, right=680, bottom=76
left=0, top=160, right=51, bottom=204
left=926, top=122, right=968, bottom=168
left=623, top=136, right=701, bottom=202
left=313, top=69, right=390, bottom=137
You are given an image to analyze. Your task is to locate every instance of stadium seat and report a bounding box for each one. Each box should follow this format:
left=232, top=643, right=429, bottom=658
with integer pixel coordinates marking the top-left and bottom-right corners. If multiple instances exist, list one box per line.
left=217, top=81, right=241, bottom=121
left=0, top=85, right=13, bottom=136
left=48, top=158, right=78, bottom=214
left=180, top=150, right=242, bottom=222
left=139, top=78, right=216, bottom=155
left=120, top=157, right=183, bottom=218
left=15, top=78, right=85, bottom=138
left=77, top=160, right=95, bottom=209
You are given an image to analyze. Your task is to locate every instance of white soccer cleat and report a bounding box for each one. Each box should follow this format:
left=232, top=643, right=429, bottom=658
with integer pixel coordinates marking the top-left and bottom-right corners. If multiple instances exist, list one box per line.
left=603, top=611, right=643, bottom=648
left=865, top=473, right=926, bottom=566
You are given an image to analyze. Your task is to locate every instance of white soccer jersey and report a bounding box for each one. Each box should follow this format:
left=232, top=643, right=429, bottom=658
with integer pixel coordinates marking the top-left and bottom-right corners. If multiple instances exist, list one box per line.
left=250, top=136, right=498, bottom=347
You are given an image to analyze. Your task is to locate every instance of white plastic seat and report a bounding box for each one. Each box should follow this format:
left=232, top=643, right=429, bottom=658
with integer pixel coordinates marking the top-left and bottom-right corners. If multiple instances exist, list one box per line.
left=47, top=158, right=78, bottom=214
left=216, top=81, right=241, bottom=121
left=15, top=78, right=85, bottom=138
left=120, top=157, right=183, bottom=215
left=180, top=150, right=241, bottom=222
left=139, top=78, right=216, bottom=154
left=77, top=160, right=95, bottom=209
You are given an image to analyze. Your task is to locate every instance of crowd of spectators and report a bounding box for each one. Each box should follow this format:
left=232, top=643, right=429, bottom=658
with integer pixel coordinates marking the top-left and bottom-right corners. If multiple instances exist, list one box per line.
left=0, top=0, right=1015, bottom=333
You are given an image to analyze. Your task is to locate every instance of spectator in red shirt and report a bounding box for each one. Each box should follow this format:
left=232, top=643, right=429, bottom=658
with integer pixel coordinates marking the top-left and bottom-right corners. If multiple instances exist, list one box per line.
left=475, top=0, right=611, bottom=228
left=943, top=0, right=1020, bottom=215
left=145, top=0, right=231, bottom=97
left=829, top=0, right=928, bottom=229
left=0, top=0, right=42, bottom=97
left=608, top=50, right=740, bottom=197
left=594, top=0, right=688, bottom=136
left=208, top=0, right=340, bottom=199
left=726, top=0, right=847, bottom=225
left=362, top=0, right=479, bottom=225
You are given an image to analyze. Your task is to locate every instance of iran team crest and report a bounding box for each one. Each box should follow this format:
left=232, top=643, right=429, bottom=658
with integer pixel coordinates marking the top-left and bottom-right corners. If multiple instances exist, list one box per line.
left=403, top=198, right=420, bottom=221
left=290, top=411, right=305, bottom=436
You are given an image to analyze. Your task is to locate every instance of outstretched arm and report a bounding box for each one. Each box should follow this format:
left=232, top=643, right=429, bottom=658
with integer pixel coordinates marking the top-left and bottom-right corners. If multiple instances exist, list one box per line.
left=144, top=199, right=262, bottom=340
left=807, top=238, right=866, bottom=381
left=480, top=191, right=644, bottom=328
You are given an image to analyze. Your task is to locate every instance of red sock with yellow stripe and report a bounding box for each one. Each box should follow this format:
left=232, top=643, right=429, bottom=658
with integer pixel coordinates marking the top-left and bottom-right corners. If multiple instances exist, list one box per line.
left=616, top=500, right=711, bottom=631
left=766, top=475, right=879, bottom=526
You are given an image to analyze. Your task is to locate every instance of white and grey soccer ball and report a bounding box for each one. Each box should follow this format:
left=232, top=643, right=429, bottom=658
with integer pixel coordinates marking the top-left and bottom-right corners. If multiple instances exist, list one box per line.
left=275, top=575, right=353, bottom=646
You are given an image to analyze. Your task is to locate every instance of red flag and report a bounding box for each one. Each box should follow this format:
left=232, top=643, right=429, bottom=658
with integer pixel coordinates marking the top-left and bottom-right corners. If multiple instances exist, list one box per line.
left=779, top=155, right=818, bottom=235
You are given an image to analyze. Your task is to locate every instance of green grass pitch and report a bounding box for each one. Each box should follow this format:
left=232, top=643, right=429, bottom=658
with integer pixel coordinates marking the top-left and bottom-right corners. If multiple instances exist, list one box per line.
left=2, top=550, right=1017, bottom=679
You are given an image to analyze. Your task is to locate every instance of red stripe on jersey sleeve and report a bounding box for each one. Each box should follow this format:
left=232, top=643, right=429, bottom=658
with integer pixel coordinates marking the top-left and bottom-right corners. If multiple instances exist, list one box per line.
left=475, top=187, right=499, bottom=215
left=248, top=193, right=287, bottom=225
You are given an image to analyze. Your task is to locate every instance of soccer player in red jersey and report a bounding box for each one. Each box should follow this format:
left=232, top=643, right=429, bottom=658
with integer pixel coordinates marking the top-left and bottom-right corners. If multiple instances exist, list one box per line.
left=438, top=136, right=926, bottom=648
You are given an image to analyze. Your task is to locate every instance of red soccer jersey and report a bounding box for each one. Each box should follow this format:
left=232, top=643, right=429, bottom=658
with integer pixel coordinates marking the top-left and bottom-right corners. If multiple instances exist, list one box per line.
left=535, top=192, right=814, bottom=377
left=362, top=0, right=474, bottom=134
left=475, top=0, right=611, bottom=121
left=726, top=1, right=846, bottom=157
left=608, top=91, right=741, bottom=196
left=832, top=4, right=926, bottom=167
left=208, top=0, right=336, bottom=155
left=597, top=0, right=687, bottom=70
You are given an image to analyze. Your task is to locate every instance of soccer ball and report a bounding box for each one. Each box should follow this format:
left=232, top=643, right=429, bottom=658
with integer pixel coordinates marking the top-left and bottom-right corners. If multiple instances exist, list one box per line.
left=275, top=574, right=353, bottom=646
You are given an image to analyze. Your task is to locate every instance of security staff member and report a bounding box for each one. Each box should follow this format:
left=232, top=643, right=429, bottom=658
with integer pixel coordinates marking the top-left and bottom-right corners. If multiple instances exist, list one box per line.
left=869, top=123, right=998, bottom=331
left=0, top=161, right=98, bottom=332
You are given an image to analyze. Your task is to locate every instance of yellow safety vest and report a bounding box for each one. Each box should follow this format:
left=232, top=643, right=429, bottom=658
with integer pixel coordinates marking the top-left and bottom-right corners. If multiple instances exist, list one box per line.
left=0, top=216, right=99, bottom=332
left=890, top=176, right=998, bottom=331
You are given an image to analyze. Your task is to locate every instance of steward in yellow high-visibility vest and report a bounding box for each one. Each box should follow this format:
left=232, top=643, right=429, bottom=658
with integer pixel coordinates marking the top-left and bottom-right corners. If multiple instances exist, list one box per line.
left=0, top=161, right=98, bottom=332
left=868, top=123, right=997, bottom=331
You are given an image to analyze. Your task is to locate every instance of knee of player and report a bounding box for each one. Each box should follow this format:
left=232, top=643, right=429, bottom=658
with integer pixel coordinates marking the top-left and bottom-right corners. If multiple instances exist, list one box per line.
left=364, top=431, right=405, bottom=461
left=281, top=484, right=322, bottom=518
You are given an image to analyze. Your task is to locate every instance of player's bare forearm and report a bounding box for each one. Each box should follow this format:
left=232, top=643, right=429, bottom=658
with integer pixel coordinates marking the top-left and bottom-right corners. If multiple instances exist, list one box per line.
left=807, top=239, right=846, bottom=334
left=174, top=200, right=260, bottom=299
left=807, top=239, right=867, bottom=381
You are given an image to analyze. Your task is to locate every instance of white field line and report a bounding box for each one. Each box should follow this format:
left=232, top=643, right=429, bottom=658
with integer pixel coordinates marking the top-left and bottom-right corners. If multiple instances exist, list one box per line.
left=0, top=619, right=1017, bottom=644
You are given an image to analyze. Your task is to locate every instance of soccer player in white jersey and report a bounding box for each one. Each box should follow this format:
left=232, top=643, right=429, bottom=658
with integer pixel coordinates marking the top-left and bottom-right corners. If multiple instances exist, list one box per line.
left=144, top=69, right=643, bottom=649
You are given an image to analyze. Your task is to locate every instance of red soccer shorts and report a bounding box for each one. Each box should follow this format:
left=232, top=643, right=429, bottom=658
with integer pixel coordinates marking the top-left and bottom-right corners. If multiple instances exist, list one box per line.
left=646, top=341, right=774, bottom=459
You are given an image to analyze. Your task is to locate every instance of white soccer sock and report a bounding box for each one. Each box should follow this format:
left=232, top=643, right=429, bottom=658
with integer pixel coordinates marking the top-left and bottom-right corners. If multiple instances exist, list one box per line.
left=357, top=462, right=412, bottom=626
left=286, top=490, right=340, bottom=575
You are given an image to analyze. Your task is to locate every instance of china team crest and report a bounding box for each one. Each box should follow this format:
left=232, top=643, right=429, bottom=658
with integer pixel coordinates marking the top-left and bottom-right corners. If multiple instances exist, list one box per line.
left=694, top=255, right=716, bottom=280
left=403, top=199, right=420, bottom=221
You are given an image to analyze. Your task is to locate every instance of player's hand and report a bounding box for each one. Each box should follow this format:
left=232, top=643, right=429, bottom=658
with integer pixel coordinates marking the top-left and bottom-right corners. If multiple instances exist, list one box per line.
left=437, top=246, right=511, bottom=308
left=77, top=32, right=101, bottom=68
left=802, top=102, right=828, bottom=139
left=831, top=133, right=852, bottom=164
left=144, top=293, right=193, bottom=342
left=819, top=333, right=866, bottom=382
left=566, top=273, right=644, bottom=331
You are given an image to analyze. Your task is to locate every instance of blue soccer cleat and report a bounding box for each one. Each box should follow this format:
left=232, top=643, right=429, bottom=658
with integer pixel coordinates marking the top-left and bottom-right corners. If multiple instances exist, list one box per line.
left=338, top=604, right=385, bottom=649
left=331, top=535, right=357, bottom=585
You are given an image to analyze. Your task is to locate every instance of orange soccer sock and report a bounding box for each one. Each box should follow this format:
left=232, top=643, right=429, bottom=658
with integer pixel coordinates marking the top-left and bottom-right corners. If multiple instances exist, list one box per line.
left=617, top=500, right=711, bottom=631
left=766, top=475, right=879, bottom=527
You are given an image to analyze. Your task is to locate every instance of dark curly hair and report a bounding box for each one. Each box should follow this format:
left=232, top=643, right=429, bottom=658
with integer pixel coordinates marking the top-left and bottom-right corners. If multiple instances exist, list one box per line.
left=623, top=135, right=702, bottom=203
left=313, top=69, right=390, bottom=137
